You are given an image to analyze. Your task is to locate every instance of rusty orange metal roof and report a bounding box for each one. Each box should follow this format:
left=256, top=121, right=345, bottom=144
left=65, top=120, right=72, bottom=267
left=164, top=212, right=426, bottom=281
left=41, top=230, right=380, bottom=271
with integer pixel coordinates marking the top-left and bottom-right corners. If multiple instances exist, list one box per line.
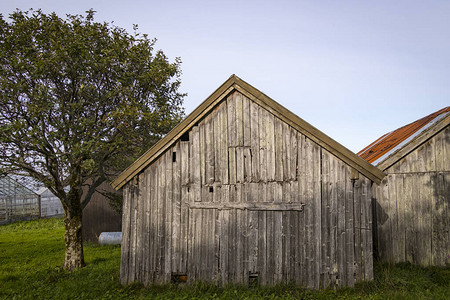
left=358, top=106, right=450, bottom=164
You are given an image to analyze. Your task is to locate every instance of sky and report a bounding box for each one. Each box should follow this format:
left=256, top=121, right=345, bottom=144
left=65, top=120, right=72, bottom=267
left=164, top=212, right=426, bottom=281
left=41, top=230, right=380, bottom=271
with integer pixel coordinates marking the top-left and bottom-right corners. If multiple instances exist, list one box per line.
left=1, top=0, right=449, bottom=153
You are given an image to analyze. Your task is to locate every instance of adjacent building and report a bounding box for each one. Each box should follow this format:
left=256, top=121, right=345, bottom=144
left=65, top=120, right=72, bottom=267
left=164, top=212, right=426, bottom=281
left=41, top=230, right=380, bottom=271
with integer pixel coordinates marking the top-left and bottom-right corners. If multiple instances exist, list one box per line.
left=359, top=107, right=449, bottom=266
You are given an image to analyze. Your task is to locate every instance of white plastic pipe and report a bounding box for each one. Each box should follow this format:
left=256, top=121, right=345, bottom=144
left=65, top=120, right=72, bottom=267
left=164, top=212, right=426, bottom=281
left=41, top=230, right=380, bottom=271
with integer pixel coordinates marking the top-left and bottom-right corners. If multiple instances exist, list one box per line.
left=98, top=232, right=122, bottom=245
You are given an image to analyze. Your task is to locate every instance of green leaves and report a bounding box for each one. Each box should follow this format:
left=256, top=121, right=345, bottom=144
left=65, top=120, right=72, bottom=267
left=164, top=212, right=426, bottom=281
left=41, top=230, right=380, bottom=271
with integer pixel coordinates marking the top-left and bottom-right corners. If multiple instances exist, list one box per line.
left=0, top=9, right=185, bottom=208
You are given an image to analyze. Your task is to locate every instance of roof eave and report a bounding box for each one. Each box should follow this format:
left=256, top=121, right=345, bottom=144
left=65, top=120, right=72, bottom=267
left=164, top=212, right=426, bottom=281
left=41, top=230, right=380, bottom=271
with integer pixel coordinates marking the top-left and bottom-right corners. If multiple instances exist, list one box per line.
left=112, top=75, right=386, bottom=189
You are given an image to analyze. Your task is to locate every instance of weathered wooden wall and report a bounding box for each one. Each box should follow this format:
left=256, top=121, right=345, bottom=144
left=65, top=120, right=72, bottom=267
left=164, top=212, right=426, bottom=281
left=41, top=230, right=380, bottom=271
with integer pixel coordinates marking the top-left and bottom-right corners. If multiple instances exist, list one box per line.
left=120, top=91, right=374, bottom=288
left=373, top=126, right=449, bottom=266
left=82, top=182, right=122, bottom=242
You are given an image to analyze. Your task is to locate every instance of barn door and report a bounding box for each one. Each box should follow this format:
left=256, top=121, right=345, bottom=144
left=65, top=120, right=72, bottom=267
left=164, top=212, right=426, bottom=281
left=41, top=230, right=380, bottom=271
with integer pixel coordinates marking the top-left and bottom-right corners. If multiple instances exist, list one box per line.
left=183, top=183, right=305, bottom=285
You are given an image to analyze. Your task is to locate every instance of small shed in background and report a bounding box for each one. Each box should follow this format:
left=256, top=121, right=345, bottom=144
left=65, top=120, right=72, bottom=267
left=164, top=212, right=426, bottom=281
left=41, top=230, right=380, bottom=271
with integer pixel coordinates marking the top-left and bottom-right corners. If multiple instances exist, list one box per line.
left=358, top=107, right=449, bottom=266
left=82, top=181, right=122, bottom=242
left=113, top=75, right=385, bottom=288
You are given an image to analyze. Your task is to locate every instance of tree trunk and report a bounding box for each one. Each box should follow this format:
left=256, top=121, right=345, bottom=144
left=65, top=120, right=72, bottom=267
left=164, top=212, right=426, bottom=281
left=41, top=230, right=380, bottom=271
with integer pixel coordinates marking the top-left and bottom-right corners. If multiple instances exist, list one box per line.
left=64, top=213, right=85, bottom=270
left=63, top=182, right=85, bottom=271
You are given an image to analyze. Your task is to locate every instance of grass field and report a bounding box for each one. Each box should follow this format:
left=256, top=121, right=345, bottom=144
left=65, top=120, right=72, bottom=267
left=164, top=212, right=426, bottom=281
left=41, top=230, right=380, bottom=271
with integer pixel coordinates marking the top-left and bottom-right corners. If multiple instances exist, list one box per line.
left=0, top=218, right=449, bottom=299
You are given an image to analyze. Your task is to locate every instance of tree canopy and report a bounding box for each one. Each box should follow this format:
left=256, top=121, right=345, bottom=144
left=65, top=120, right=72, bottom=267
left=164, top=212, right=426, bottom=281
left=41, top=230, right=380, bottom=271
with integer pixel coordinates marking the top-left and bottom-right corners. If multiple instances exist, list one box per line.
left=0, top=9, right=185, bottom=270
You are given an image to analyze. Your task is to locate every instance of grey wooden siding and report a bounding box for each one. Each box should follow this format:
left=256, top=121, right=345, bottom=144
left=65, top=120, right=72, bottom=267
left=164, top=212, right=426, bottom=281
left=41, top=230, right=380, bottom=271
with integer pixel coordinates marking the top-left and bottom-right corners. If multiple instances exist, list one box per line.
left=373, top=126, right=449, bottom=266
left=82, top=182, right=122, bottom=242
left=120, top=91, right=374, bottom=288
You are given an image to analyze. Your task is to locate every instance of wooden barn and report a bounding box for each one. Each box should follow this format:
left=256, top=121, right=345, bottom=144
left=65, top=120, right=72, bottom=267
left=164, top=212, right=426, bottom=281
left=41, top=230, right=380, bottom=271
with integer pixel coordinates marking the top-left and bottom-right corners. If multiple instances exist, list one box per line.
left=358, top=107, right=449, bottom=267
left=112, top=75, right=385, bottom=288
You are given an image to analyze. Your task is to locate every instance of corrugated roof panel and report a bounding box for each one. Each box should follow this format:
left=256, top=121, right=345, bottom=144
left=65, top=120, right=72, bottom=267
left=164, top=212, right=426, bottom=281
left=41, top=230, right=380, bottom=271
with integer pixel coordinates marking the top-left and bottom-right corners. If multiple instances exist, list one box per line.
left=358, top=106, right=450, bottom=164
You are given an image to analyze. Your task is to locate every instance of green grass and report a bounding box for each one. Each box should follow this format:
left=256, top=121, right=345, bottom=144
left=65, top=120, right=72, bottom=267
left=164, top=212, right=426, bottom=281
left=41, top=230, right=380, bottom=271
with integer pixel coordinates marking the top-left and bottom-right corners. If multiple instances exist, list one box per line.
left=0, top=218, right=449, bottom=299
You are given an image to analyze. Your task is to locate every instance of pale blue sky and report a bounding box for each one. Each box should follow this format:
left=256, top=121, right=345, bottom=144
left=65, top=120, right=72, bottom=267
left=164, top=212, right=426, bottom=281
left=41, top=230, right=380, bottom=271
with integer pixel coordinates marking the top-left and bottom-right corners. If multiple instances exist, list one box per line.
left=1, top=1, right=449, bottom=152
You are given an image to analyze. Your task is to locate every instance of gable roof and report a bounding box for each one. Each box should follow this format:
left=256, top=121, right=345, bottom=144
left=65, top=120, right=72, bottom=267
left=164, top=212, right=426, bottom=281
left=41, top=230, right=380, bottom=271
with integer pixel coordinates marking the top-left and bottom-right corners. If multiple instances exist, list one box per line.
left=358, top=106, right=450, bottom=170
left=112, top=75, right=385, bottom=189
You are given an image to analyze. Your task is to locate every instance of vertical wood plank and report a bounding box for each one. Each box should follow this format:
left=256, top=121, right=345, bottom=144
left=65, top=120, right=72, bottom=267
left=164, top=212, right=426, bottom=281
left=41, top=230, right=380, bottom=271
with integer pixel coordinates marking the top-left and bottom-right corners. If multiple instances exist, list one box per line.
left=200, top=119, right=206, bottom=186
left=345, top=166, right=354, bottom=287
left=419, top=172, right=432, bottom=266
left=259, top=107, right=268, bottom=182
left=282, top=182, right=291, bottom=282
left=282, top=122, right=291, bottom=181
left=274, top=183, right=283, bottom=283
left=135, top=173, right=143, bottom=282
left=273, top=210, right=282, bottom=283
left=236, top=209, right=244, bottom=283
left=214, top=189, right=222, bottom=282
left=313, top=144, right=322, bottom=289
left=165, top=151, right=173, bottom=281
left=396, top=175, right=406, bottom=262
left=210, top=209, right=217, bottom=282
left=329, top=152, right=338, bottom=287
left=158, top=156, right=166, bottom=282
left=388, top=174, right=399, bottom=263
left=248, top=210, right=258, bottom=274
left=181, top=140, right=190, bottom=186
left=266, top=112, right=276, bottom=181
left=149, top=164, right=158, bottom=282
left=352, top=174, right=362, bottom=283
left=336, top=160, right=346, bottom=287
left=243, top=95, right=251, bottom=147
left=303, top=137, right=314, bottom=288
left=257, top=210, right=267, bottom=285
left=236, top=147, right=244, bottom=183
left=227, top=93, right=237, bottom=147
left=243, top=147, right=252, bottom=182
left=120, top=184, right=131, bottom=284
left=191, top=126, right=201, bottom=202
left=274, top=117, right=284, bottom=181
left=290, top=127, right=298, bottom=181
left=142, top=170, right=150, bottom=284
left=180, top=142, right=189, bottom=274
left=360, top=177, right=370, bottom=280
left=321, top=150, right=331, bottom=287
left=363, top=178, right=374, bottom=280
left=242, top=208, right=249, bottom=286
left=426, top=137, right=436, bottom=172
left=220, top=208, right=229, bottom=285
left=129, top=178, right=138, bottom=282
left=205, top=114, right=215, bottom=184
left=434, top=127, right=444, bottom=171
left=172, top=142, right=181, bottom=273
left=288, top=181, right=298, bottom=283
left=212, top=185, right=222, bottom=281
left=250, top=101, right=260, bottom=181
left=229, top=149, right=237, bottom=186
left=214, top=105, right=222, bottom=183
left=412, top=174, right=421, bottom=264
left=220, top=103, right=229, bottom=184
left=378, top=177, right=392, bottom=262
left=297, top=132, right=306, bottom=286
left=235, top=92, right=244, bottom=146
left=186, top=208, right=196, bottom=281
left=199, top=208, right=207, bottom=280
left=229, top=208, right=237, bottom=282
left=403, top=173, right=414, bottom=264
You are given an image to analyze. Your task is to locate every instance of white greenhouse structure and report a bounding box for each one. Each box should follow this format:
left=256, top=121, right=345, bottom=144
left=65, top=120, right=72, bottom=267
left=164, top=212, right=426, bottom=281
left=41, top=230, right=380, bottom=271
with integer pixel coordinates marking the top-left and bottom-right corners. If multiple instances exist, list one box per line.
left=0, top=175, right=40, bottom=224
